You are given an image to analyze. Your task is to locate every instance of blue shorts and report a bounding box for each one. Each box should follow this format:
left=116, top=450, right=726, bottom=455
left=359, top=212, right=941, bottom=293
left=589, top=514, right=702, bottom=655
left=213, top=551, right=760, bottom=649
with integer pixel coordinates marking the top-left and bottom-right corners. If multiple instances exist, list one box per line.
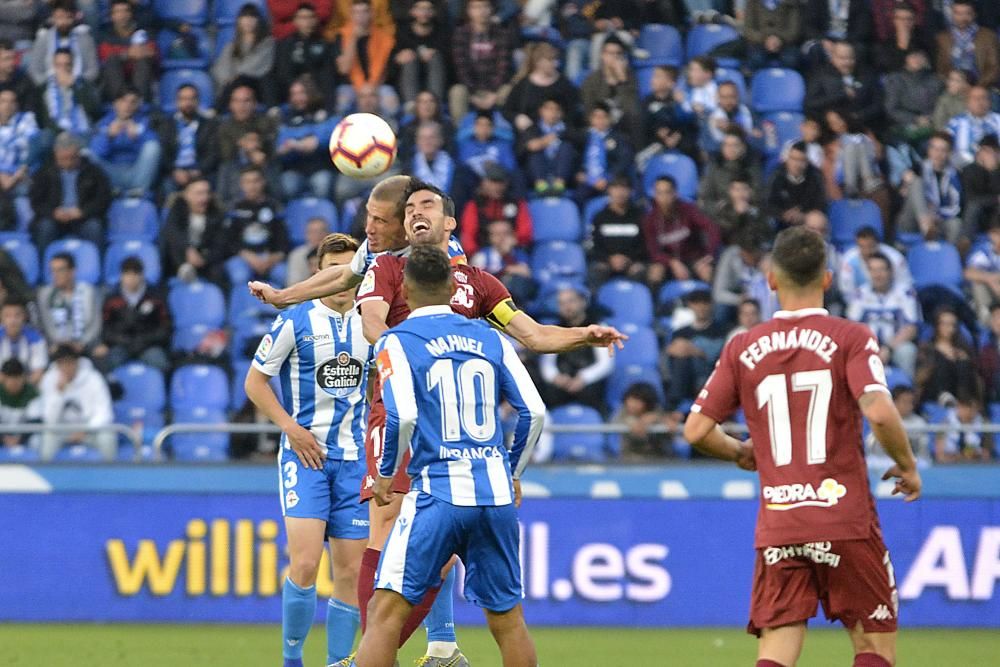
left=278, top=446, right=370, bottom=540
left=375, top=491, right=522, bottom=612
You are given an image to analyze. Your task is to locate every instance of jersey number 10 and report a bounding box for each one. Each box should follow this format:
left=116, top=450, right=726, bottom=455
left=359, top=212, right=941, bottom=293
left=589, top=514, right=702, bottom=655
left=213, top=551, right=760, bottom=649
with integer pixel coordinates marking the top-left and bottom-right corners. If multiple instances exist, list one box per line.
left=427, top=359, right=497, bottom=442
left=756, top=370, right=833, bottom=467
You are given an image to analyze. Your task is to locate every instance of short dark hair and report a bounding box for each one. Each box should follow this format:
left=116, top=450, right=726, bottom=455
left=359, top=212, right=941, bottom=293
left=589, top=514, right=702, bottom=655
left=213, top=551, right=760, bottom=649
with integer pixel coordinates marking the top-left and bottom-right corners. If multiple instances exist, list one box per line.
left=739, top=297, right=760, bottom=312
left=0, top=39, right=14, bottom=52
left=51, top=343, right=79, bottom=362
left=952, top=0, right=975, bottom=9
left=653, top=65, right=678, bottom=79
left=771, top=227, right=827, bottom=287
left=296, top=1, right=316, bottom=12
left=788, top=140, right=808, bottom=155
left=51, top=0, right=77, bottom=13
left=623, top=382, right=660, bottom=410
left=1, top=357, right=25, bottom=376
left=53, top=47, right=73, bottom=60
left=855, top=226, right=880, bottom=241
left=120, top=256, right=144, bottom=275
left=115, top=85, right=140, bottom=100
left=405, top=178, right=455, bottom=217
left=654, top=175, right=677, bottom=190
left=690, top=55, right=716, bottom=73
left=929, top=130, right=954, bottom=148
left=404, top=245, right=452, bottom=292
left=1, top=298, right=26, bottom=312
left=866, top=252, right=892, bottom=271
left=50, top=252, right=75, bottom=270
left=176, top=83, right=199, bottom=97
left=110, top=0, right=132, bottom=9
left=591, top=101, right=612, bottom=115
left=891, top=384, right=914, bottom=400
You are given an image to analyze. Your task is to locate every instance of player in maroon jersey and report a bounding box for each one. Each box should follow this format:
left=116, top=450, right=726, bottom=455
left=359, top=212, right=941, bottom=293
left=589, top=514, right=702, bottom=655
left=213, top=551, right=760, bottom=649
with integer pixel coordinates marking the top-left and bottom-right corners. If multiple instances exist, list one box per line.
left=683, top=226, right=921, bottom=667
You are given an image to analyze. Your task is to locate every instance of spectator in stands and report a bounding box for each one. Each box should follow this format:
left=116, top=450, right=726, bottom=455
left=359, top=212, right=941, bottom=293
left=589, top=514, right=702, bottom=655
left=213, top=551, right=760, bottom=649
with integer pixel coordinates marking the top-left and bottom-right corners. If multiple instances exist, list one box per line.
left=0, top=299, right=47, bottom=385
left=557, top=0, right=596, bottom=83
left=519, top=96, right=578, bottom=198
left=504, top=41, right=580, bottom=134
left=458, top=110, right=516, bottom=179
left=614, top=382, right=672, bottom=460
left=97, top=0, right=156, bottom=102
left=743, top=0, right=802, bottom=71
left=965, top=218, right=1000, bottom=324
left=725, top=297, right=763, bottom=342
left=933, top=68, right=971, bottom=131
left=212, top=3, right=277, bottom=107
left=155, top=84, right=219, bottom=195
left=0, top=358, right=42, bottom=449
left=643, top=175, right=719, bottom=285
left=979, top=304, right=1000, bottom=403
left=409, top=120, right=454, bottom=193
left=37, top=252, right=101, bottom=355
left=393, top=0, right=447, bottom=108
left=582, top=36, right=641, bottom=146
left=35, top=47, right=101, bottom=138
left=712, top=231, right=767, bottom=323
left=935, top=0, right=998, bottom=89
left=662, top=288, right=728, bottom=411
left=27, top=0, right=98, bottom=87
left=575, top=102, right=633, bottom=203
left=961, top=134, right=1000, bottom=237
left=838, top=226, right=913, bottom=296
left=29, top=131, right=110, bottom=250
left=276, top=75, right=336, bottom=199
left=459, top=162, right=530, bottom=257
left=884, top=49, right=943, bottom=145
left=845, top=252, right=920, bottom=377
left=88, top=86, right=161, bottom=197
left=0, top=88, right=37, bottom=224
left=947, top=85, right=1000, bottom=167
left=38, top=343, right=114, bottom=461
left=161, top=177, right=228, bottom=284
left=93, top=256, right=170, bottom=372
left=915, top=306, right=980, bottom=405
left=538, top=286, right=613, bottom=411
left=0, top=1, right=39, bottom=44
left=823, top=108, right=891, bottom=224
left=801, top=0, right=873, bottom=65
left=225, top=166, right=289, bottom=285
left=676, top=56, right=718, bottom=131
left=715, top=178, right=771, bottom=244
left=590, top=176, right=648, bottom=283
left=872, top=0, right=929, bottom=43
left=637, top=66, right=695, bottom=166
left=449, top=0, right=512, bottom=120
left=270, top=0, right=332, bottom=40
left=805, top=41, right=883, bottom=130
left=704, top=81, right=754, bottom=154
left=866, top=384, right=931, bottom=463
left=331, top=0, right=396, bottom=115
left=273, top=2, right=337, bottom=109
left=217, top=84, right=278, bottom=202
left=935, top=391, right=993, bottom=462
left=0, top=40, right=37, bottom=114
left=468, top=218, right=534, bottom=305
left=897, top=131, right=963, bottom=242
left=286, top=217, right=329, bottom=285
left=698, top=129, right=761, bottom=216
left=875, top=1, right=935, bottom=73
left=396, top=90, right=453, bottom=164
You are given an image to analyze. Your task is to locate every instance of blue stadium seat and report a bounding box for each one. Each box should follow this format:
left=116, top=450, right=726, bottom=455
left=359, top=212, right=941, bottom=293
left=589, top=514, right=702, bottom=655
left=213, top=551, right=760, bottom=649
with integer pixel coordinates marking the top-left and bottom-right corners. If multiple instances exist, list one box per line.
left=637, top=66, right=655, bottom=98
left=716, top=67, right=748, bottom=100
left=157, top=27, right=210, bottom=69
left=750, top=68, right=805, bottom=113
left=229, top=284, right=279, bottom=327
left=53, top=444, right=105, bottom=462
left=761, top=111, right=804, bottom=165
left=43, top=238, right=100, bottom=284
left=0, top=445, right=40, bottom=462
left=989, top=403, right=1000, bottom=424
left=2, top=237, right=38, bottom=285
left=529, top=279, right=589, bottom=319
left=685, top=23, right=740, bottom=61
left=582, top=195, right=609, bottom=230
left=636, top=24, right=683, bottom=67
left=612, top=324, right=660, bottom=370
left=884, top=365, right=913, bottom=390
left=456, top=110, right=515, bottom=143
left=169, top=407, right=230, bottom=461
left=920, top=402, right=948, bottom=424
left=529, top=197, right=582, bottom=243
left=153, top=0, right=208, bottom=25
left=908, top=241, right=964, bottom=296
left=171, top=364, right=229, bottom=412
left=103, top=240, right=161, bottom=286
left=285, top=197, right=340, bottom=244
left=549, top=404, right=611, bottom=462
left=213, top=25, right=235, bottom=60
left=215, top=0, right=267, bottom=25
left=159, top=69, right=213, bottom=113
left=108, top=198, right=159, bottom=241
left=530, top=241, right=586, bottom=286
left=112, top=362, right=166, bottom=446
left=643, top=152, right=698, bottom=199
left=597, top=279, right=654, bottom=327
left=169, top=280, right=226, bottom=329
left=659, top=280, right=712, bottom=308
left=14, top=196, right=31, bottom=232
left=829, top=199, right=883, bottom=250
left=605, top=363, right=665, bottom=412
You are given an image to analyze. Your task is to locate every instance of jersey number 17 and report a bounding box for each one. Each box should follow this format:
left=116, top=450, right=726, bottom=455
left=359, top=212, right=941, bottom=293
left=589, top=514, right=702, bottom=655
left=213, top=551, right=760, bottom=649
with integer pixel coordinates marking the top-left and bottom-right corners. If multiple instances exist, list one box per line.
left=756, top=370, right=833, bottom=466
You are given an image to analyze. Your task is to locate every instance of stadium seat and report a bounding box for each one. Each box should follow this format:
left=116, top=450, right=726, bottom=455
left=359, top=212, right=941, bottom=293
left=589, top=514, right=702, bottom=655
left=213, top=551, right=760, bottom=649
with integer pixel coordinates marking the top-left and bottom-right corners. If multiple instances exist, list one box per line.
left=231, top=360, right=252, bottom=411
left=285, top=197, right=340, bottom=244
left=53, top=444, right=105, bottom=462
left=761, top=111, right=804, bottom=165
left=108, top=198, right=159, bottom=241
left=642, top=152, right=698, bottom=200
left=169, top=407, right=230, bottom=461
left=456, top=110, right=514, bottom=142
left=685, top=23, right=740, bottom=61
left=171, top=364, right=230, bottom=412
left=229, top=284, right=279, bottom=328
left=530, top=241, right=587, bottom=286
left=920, top=402, right=948, bottom=424
left=213, top=25, right=235, bottom=60
left=159, top=69, right=213, bottom=113
left=884, top=366, right=912, bottom=390
left=597, top=279, right=654, bottom=327
left=156, top=27, right=210, bottom=69
left=828, top=199, right=883, bottom=250
left=989, top=403, right=1000, bottom=424
left=637, top=66, right=656, bottom=98
left=715, top=67, right=747, bottom=100
left=215, top=0, right=267, bottom=25
left=750, top=68, right=805, bottom=113
left=529, top=279, right=589, bottom=319
left=611, top=324, right=660, bottom=370
left=636, top=24, right=683, bottom=66
left=582, top=195, right=609, bottom=230
left=153, top=0, right=208, bottom=25
left=103, top=240, right=161, bottom=286
left=548, top=404, right=611, bottom=462
left=113, top=363, right=166, bottom=414
left=529, top=197, right=583, bottom=243
left=605, top=364, right=666, bottom=412
left=658, top=280, right=712, bottom=308
left=43, top=238, right=100, bottom=284
left=2, top=237, right=38, bottom=285
left=169, top=280, right=226, bottom=330
left=0, top=445, right=40, bottom=462
left=908, top=241, right=964, bottom=296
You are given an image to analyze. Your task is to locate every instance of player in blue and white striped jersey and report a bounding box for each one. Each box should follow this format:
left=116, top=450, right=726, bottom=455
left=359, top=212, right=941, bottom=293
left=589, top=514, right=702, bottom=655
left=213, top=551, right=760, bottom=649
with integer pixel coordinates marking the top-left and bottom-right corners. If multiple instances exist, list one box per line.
left=245, top=234, right=371, bottom=667
left=352, top=245, right=545, bottom=667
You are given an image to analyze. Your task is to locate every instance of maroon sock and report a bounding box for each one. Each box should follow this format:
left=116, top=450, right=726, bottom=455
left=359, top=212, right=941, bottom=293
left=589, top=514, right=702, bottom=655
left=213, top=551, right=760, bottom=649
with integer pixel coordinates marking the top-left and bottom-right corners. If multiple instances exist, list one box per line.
left=756, top=661, right=786, bottom=667
left=358, top=548, right=381, bottom=633
left=854, top=653, right=891, bottom=667
left=397, top=581, right=442, bottom=648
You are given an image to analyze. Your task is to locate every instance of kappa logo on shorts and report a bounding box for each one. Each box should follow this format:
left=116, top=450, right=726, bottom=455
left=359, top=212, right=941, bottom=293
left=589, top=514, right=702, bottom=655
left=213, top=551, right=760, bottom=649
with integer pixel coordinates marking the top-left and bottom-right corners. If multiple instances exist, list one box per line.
left=363, top=474, right=374, bottom=489
left=285, top=490, right=299, bottom=508
left=868, top=604, right=893, bottom=621
left=763, top=478, right=847, bottom=511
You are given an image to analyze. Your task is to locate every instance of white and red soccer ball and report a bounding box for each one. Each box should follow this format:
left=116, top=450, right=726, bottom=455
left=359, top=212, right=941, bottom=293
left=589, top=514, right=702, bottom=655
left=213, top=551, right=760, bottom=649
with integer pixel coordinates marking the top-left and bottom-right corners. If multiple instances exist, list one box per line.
left=328, top=112, right=397, bottom=179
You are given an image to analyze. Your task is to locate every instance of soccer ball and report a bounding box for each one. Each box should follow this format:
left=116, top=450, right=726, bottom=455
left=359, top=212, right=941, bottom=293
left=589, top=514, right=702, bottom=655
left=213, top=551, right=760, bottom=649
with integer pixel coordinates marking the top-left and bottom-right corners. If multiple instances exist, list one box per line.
left=328, top=113, right=397, bottom=179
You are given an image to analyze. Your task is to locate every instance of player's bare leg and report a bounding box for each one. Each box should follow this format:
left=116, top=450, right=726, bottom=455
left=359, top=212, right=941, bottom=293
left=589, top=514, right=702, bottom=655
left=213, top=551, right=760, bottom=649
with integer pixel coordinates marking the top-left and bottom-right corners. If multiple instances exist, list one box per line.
left=354, top=589, right=413, bottom=667
left=757, top=622, right=806, bottom=667
left=327, top=537, right=367, bottom=665
left=847, top=621, right=896, bottom=666
left=283, top=517, right=328, bottom=667
left=484, top=604, right=537, bottom=667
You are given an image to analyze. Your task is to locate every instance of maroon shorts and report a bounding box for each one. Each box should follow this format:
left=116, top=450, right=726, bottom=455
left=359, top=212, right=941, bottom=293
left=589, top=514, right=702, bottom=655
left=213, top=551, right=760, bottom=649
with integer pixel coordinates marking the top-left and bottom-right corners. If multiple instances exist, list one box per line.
left=359, top=391, right=412, bottom=501
left=748, top=528, right=898, bottom=636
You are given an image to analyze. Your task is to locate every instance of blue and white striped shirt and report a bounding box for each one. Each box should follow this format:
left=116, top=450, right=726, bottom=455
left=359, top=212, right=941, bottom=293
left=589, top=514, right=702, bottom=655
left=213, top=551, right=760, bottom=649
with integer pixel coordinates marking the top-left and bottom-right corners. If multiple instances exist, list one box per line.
left=349, top=236, right=468, bottom=277
left=252, top=300, right=370, bottom=460
left=375, top=306, right=545, bottom=507
left=947, top=111, right=1000, bottom=166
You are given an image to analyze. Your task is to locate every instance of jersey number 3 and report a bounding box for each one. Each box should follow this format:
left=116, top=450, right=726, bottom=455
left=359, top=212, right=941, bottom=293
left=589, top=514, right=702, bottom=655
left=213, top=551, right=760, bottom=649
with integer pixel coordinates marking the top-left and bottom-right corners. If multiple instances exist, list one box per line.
left=427, top=358, right=497, bottom=442
left=756, top=370, right=832, bottom=467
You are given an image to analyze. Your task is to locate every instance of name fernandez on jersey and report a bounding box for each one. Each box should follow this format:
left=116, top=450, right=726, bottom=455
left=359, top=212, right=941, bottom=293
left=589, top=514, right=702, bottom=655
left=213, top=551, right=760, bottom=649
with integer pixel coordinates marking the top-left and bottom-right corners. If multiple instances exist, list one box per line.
left=737, top=327, right=840, bottom=370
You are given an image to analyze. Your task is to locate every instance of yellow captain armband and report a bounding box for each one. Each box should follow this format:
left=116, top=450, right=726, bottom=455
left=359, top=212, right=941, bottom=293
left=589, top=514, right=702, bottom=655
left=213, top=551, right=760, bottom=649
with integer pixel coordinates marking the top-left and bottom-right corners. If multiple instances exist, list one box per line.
left=485, top=298, right=520, bottom=330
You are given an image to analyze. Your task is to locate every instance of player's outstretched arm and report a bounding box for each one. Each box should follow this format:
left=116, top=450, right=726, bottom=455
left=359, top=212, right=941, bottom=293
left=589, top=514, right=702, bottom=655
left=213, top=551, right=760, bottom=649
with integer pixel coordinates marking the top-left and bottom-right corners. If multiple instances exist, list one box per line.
left=683, top=412, right=756, bottom=471
left=244, top=367, right=326, bottom=470
left=248, top=264, right=362, bottom=309
left=860, top=391, right=922, bottom=501
left=504, top=311, right=628, bottom=354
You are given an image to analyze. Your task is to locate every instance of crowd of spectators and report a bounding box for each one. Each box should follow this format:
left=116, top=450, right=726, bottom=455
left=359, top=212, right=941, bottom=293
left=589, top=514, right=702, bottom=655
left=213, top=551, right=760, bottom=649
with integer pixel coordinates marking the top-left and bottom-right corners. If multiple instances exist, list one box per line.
left=0, top=0, right=997, bottom=463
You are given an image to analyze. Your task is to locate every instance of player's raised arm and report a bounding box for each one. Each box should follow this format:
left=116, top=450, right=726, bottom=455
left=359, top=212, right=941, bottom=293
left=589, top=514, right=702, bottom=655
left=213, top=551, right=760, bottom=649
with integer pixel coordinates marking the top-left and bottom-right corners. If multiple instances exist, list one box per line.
left=503, top=310, right=628, bottom=354
left=248, top=263, right=362, bottom=309
left=372, top=334, right=418, bottom=502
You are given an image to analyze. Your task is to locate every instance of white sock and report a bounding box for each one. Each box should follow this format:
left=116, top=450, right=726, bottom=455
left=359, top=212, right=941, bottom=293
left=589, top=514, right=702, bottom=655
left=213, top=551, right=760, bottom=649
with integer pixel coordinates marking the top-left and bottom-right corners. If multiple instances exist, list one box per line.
left=426, top=641, right=459, bottom=658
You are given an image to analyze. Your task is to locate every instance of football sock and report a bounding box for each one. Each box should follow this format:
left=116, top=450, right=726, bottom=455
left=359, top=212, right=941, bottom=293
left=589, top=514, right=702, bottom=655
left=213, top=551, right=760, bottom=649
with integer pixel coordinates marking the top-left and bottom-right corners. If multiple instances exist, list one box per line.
left=326, top=597, right=360, bottom=665
left=424, top=568, right=457, bottom=645
left=281, top=577, right=315, bottom=661
left=853, top=653, right=891, bottom=667
left=398, top=580, right=442, bottom=647
left=358, top=548, right=381, bottom=632
left=755, top=661, right=786, bottom=667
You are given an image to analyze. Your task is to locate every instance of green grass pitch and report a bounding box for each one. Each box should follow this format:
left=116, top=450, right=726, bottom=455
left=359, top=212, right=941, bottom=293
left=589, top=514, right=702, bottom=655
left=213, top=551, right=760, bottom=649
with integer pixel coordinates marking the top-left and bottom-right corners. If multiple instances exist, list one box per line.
left=1, top=625, right=998, bottom=666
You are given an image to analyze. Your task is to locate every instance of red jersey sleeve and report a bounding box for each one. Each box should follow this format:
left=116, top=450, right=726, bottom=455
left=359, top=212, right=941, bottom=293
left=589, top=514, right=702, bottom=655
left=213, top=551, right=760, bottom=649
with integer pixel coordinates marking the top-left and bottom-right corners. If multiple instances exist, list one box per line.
left=471, top=269, right=519, bottom=330
left=692, top=334, right=743, bottom=423
left=844, top=323, right=891, bottom=400
left=355, top=255, right=401, bottom=310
